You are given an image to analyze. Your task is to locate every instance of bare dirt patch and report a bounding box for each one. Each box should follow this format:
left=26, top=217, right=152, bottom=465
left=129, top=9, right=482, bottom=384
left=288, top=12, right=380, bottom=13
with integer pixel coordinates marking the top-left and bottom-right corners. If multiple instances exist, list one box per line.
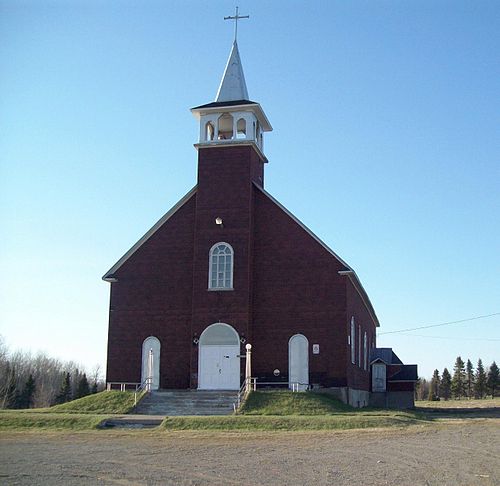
left=1, top=420, right=499, bottom=486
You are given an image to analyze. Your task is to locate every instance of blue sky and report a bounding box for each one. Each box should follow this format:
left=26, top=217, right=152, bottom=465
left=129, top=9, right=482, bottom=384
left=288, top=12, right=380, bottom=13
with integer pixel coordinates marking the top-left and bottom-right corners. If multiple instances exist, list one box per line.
left=1, top=1, right=499, bottom=379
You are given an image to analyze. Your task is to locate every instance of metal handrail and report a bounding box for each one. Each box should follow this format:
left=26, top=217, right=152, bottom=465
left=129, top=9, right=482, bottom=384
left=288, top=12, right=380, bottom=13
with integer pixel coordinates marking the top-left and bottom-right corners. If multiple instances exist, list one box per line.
left=233, top=377, right=257, bottom=412
left=106, top=382, right=141, bottom=392
left=248, top=381, right=310, bottom=391
left=134, top=377, right=153, bottom=409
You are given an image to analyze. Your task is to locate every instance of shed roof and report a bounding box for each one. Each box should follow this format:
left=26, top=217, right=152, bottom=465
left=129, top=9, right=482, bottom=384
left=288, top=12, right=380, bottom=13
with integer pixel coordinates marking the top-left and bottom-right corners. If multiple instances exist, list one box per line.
left=370, top=348, right=403, bottom=365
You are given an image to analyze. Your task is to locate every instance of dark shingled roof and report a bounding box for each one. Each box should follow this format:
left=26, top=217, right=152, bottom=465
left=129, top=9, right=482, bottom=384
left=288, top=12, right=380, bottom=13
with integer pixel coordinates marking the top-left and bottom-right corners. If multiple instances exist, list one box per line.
left=370, top=348, right=403, bottom=365
left=389, top=365, right=418, bottom=382
left=191, top=99, right=258, bottom=110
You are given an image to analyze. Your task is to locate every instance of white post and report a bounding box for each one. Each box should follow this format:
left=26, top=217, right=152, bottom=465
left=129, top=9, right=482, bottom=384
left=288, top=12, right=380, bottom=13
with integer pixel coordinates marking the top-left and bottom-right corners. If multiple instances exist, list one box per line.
left=147, top=348, right=154, bottom=392
left=245, top=343, right=252, bottom=393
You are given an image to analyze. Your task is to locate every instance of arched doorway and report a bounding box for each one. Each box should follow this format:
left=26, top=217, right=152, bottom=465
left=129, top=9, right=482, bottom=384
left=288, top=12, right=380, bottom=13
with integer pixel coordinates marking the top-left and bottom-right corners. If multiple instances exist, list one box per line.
left=289, top=334, right=309, bottom=391
left=198, top=323, right=240, bottom=390
left=141, top=336, right=160, bottom=390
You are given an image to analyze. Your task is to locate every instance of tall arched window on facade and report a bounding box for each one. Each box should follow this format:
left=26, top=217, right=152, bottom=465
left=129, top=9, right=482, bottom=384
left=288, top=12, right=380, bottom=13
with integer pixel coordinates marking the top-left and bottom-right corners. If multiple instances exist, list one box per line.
left=209, top=242, right=234, bottom=289
left=358, top=324, right=362, bottom=367
left=363, top=332, right=368, bottom=370
left=350, top=317, right=356, bottom=364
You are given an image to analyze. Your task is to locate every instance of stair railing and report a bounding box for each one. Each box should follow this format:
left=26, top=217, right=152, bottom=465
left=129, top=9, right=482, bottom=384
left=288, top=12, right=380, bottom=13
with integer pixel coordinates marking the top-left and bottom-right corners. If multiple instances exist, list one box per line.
left=134, top=377, right=153, bottom=409
left=234, top=376, right=257, bottom=412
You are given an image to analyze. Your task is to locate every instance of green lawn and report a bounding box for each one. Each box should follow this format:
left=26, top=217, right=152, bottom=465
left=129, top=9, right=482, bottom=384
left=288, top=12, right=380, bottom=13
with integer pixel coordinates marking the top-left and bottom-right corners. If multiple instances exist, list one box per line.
left=161, top=391, right=429, bottom=431
left=416, top=397, right=500, bottom=409
left=162, top=412, right=426, bottom=431
left=0, top=411, right=108, bottom=430
left=49, top=391, right=139, bottom=414
left=239, top=391, right=352, bottom=415
left=0, top=391, right=142, bottom=431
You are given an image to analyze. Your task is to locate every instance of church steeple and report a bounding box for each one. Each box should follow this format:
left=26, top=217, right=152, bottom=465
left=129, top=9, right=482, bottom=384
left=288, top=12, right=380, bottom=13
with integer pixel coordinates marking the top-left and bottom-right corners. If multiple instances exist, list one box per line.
left=191, top=36, right=272, bottom=161
left=215, top=41, right=249, bottom=102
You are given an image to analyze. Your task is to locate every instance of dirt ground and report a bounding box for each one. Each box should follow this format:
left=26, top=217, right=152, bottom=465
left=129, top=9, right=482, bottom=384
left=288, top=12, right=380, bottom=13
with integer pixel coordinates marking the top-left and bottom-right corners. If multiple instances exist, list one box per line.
left=1, top=420, right=499, bottom=486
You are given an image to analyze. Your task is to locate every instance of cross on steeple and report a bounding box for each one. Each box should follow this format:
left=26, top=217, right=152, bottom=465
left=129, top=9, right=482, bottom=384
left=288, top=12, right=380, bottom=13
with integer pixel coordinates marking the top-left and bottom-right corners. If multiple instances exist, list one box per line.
left=224, top=6, right=249, bottom=43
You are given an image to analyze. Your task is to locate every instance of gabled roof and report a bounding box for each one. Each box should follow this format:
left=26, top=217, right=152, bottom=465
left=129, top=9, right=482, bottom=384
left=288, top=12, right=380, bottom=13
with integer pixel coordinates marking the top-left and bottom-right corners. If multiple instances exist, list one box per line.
left=215, top=41, right=249, bottom=102
left=370, top=348, right=403, bottom=365
left=102, top=186, right=197, bottom=281
left=254, top=183, right=380, bottom=327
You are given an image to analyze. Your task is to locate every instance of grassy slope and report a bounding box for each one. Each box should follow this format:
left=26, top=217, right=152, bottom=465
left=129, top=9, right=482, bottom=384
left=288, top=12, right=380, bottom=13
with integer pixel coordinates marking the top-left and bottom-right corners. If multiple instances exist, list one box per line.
left=239, top=391, right=352, bottom=415
left=0, top=391, right=141, bottom=430
left=50, top=391, right=138, bottom=414
left=162, top=391, right=428, bottom=431
left=0, top=411, right=108, bottom=430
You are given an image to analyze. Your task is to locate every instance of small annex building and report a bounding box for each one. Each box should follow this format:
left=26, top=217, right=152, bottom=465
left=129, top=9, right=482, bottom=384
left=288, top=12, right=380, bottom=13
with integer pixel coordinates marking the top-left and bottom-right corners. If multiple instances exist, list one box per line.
left=103, top=38, right=417, bottom=408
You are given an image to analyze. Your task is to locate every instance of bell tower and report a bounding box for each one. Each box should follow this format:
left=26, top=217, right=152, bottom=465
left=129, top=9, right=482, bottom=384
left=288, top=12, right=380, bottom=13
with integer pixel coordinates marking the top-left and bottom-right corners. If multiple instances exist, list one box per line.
left=189, top=12, right=273, bottom=387
left=190, top=20, right=272, bottom=167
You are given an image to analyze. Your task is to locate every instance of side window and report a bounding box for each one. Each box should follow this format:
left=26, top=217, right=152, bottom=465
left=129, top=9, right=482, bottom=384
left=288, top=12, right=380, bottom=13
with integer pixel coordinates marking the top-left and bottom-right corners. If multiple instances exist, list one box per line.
left=358, top=324, right=361, bottom=367
left=350, top=317, right=355, bottom=364
left=363, top=332, right=368, bottom=370
left=208, top=242, right=234, bottom=289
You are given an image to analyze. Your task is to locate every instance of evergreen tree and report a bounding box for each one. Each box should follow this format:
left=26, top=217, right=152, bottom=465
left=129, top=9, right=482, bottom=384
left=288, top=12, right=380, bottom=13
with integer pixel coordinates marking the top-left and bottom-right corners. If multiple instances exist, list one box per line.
left=76, top=373, right=90, bottom=399
left=451, top=356, right=466, bottom=399
left=487, top=362, right=499, bottom=398
left=55, top=372, right=72, bottom=404
left=441, top=368, right=452, bottom=400
left=428, top=369, right=441, bottom=401
left=474, top=359, right=487, bottom=399
left=17, top=374, right=36, bottom=409
left=465, top=359, right=474, bottom=399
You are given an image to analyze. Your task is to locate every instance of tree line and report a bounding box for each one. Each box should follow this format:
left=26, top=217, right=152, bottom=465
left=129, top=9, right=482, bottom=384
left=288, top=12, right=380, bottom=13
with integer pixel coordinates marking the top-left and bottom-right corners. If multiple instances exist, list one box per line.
left=416, top=357, right=499, bottom=401
left=0, top=336, right=104, bottom=409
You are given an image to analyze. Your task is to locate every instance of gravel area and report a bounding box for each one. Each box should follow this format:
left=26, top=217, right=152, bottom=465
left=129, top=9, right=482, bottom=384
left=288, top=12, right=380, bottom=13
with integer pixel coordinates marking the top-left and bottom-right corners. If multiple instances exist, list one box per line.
left=1, top=420, right=499, bottom=486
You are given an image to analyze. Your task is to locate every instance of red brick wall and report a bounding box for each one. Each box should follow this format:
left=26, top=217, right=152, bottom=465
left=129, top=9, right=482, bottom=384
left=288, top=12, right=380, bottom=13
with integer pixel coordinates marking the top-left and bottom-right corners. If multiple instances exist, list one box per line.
left=345, top=278, right=377, bottom=390
left=252, top=188, right=350, bottom=387
left=105, top=143, right=380, bottom=392
left=106, top=194, right=196, bottom=388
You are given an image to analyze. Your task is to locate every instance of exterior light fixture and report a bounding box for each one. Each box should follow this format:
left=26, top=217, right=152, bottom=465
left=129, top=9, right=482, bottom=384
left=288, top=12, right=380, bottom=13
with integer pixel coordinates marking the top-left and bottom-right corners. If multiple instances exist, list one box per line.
left=215, top=217, right=223, bottom=227
left=192, top=334, right=199, bottom=345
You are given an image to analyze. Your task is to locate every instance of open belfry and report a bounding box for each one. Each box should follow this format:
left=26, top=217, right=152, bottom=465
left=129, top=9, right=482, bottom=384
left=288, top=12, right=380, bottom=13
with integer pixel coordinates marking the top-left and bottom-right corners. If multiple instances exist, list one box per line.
left=103, top=10, right=417, bottom=408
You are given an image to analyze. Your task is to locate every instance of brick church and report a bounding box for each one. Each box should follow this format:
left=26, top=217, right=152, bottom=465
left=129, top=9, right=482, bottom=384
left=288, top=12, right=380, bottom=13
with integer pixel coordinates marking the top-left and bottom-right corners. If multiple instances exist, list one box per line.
left=104, top=37, right=417, bottom=408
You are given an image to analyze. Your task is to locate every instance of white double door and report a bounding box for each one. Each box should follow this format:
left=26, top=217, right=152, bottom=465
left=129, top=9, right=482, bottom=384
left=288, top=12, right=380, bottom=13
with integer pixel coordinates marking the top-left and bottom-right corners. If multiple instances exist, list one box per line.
left=199, top=345, right=240, bottom=390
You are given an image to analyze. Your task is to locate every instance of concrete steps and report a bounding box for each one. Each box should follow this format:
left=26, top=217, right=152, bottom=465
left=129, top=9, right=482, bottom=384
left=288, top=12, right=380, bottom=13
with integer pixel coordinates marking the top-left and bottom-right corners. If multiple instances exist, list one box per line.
left=134, top=389, right=237, bottom=416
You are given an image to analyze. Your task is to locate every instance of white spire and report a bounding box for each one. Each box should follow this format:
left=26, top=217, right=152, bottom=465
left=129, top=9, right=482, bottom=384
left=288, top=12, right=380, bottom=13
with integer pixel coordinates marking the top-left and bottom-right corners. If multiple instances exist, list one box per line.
left=215, top=41, right=249, bottom=102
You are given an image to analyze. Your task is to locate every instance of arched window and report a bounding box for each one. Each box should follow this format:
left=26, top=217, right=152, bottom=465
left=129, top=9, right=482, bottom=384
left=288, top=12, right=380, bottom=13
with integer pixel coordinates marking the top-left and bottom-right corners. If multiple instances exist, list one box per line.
left=350, top=317, right=356, bottom=364
left=209, top=242, right=234, bottom=289
left=358, top=324, right=362, bottom=367
left=205, top=121, right=214, bottom=141
left=217, top=113, right=233, bottom=140
left=236, top=118, right=246, bottom=139
left=363, top=332, right=368, bottom=370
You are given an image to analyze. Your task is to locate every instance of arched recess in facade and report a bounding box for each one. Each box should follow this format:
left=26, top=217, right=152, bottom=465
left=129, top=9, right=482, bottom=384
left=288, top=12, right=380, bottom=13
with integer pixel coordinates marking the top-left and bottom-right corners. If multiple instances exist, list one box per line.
left=198, top=323, right=240, bottom=390
left=141, top=336, right=160, bottom=390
